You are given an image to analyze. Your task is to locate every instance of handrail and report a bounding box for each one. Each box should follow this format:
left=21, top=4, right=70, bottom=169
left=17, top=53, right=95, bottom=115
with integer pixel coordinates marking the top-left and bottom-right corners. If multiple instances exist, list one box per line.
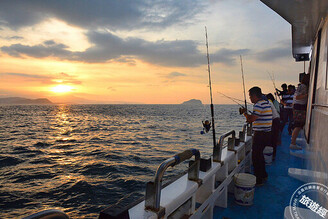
left=23, top=209, right=69, bottom=219
left=239, top=123, right=247, bottom=142
left=240, top=122, right=253, bottom=141
left=312, top=103, right=328, bottom=108
left=213, top=130, right=235, bottom=162
left=145, top=149, right=200, bottom=216
left=246, top=122, right=253, bottom=136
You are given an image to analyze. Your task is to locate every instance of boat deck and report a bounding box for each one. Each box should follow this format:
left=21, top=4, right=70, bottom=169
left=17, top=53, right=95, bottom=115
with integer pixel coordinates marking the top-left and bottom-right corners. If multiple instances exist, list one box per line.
left=213, top=127, right=305, bottom=219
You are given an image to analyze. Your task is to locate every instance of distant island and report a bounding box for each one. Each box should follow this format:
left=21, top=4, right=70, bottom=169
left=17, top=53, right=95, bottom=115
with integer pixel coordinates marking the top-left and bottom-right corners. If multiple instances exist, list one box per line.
left=181, top=99, right=202, bottom=105
left=0, top=97, right=53, bottom=105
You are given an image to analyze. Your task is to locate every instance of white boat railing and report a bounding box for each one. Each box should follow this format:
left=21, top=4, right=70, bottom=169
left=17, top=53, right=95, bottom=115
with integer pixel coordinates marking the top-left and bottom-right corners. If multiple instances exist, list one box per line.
left=144, top=149, right=201, bottom=217
left=100, top=123, right=253, bottom=219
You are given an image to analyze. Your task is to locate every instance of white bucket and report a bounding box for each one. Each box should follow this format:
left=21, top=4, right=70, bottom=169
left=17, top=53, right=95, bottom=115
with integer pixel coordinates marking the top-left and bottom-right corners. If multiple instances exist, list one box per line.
left=234, top=173, right=256, bottom=206
left=264, top=146, right=273, bottom=165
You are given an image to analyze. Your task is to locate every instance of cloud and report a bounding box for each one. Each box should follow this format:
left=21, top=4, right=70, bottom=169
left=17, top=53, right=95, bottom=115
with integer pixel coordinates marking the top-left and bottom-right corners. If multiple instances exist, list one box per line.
left=44, top=40, right=56, bottom=46
left=113, top=57, right=136, bottom=66
left=73, top=31, right=205, bottom=66
left=255, top=46, right=291, bottom=62
left=0, top=72, right=50, bottom=79
left=166, top=72, right=187, bottom=78
left=0, top=0, right=206, bottom=31
left=57, top=72, right=82, bottom=85
left=1, top=31, right=251, bottom=67
left=0, top=72, right=54, bottom=84
left=107, top=87, right=117, bottom=91
left=0, top=72, right=82, bottom=85
left=211, top=48, right=251, bottom=65
left=1, top=36, right=24, bottom=40
left=1, top=41, right=70, bottom=58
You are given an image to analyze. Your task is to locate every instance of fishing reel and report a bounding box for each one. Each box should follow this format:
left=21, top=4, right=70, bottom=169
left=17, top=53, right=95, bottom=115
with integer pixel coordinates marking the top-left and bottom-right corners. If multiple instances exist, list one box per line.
left=239, top=107, right=247, bottom=115
left=200, top=120, right=211, bottom=134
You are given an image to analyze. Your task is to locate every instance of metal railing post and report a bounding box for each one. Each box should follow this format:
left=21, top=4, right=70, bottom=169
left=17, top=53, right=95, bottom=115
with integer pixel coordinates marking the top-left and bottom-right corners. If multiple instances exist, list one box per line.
left=145, top=149, right=200, bottom=216
left=213, top=130, right=236, bottom=162
left=247, top=123, right=253, bottom=136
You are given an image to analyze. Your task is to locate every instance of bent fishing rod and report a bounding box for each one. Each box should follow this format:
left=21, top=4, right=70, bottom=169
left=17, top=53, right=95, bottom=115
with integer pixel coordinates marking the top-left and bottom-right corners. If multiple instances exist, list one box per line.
left=217, top=91, right=252, bottom=113
left=240, top=55, right=248, bottom=113
left=205, top=27, right=216, bottom=148
left=267, top=71, right=281, bottom=101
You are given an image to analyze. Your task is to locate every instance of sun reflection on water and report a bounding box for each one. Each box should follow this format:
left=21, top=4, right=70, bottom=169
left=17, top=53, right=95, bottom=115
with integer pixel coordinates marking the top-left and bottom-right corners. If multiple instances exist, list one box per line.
left=0, top=104, right=246, bottom=218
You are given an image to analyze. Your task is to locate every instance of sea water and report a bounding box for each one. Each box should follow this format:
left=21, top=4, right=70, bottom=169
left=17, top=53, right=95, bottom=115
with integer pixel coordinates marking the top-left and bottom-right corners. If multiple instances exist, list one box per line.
left=0, top=104, right=244, bottom=218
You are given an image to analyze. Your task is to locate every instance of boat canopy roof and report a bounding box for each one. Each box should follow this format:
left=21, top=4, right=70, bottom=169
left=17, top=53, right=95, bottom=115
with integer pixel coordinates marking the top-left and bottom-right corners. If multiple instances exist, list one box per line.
left=261, top=0, right=328, bottom=62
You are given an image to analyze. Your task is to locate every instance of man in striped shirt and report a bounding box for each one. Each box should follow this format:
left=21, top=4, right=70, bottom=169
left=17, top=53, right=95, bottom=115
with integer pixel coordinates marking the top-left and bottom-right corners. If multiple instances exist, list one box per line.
left=281, top=85, right=295, bottom=135
left=242, top=87, right=273, bottom=185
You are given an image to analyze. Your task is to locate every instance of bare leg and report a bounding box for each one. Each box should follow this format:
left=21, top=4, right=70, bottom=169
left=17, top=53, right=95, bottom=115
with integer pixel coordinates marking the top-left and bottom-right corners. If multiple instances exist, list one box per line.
left=291, top=127, right=301, bottom=145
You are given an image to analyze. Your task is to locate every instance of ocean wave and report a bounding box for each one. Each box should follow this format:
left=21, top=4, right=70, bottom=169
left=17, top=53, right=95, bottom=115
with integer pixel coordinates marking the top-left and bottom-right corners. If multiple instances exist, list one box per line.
left=11, top=170, right=56, bottom=183
left=0, top=104, right=244, bottom=218
left=0, top=155, right=23, bottom=167
left=33, top=142, right=52, bottom=147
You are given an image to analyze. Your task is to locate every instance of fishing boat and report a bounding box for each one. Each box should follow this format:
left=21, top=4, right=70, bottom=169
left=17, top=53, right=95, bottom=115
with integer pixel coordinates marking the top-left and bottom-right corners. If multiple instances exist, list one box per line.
left=24, top=0, right=328, bottom=218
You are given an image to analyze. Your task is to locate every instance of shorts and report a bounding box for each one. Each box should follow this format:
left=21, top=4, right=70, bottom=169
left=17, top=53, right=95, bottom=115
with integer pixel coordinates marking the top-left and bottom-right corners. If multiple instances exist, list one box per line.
left=293, top=109, right=306, bottom=128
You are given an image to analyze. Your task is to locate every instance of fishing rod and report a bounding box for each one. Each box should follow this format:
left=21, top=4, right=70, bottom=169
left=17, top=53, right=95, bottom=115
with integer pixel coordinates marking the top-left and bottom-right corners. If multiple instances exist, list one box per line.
left=240, top=55, right=248, bottom=113
left=267, top=71, right=281, bottom=101
left=205, top=27, right=216, bottom=148
left=217, top=91, right=252, bottom=109
left=218, top=92, right=252, bottom=114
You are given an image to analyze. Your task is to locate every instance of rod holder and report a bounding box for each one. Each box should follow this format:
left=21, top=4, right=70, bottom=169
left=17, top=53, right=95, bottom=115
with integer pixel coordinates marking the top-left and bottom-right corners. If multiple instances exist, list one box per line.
left=213, top=130, right=236, bottom=162
left=200, top=157, right=212, bottom=172
left=228, top=137, right=235, bottom=150
left=240, top=123, right=248, bottom=142
left=247, top=123, right=253, bottom=136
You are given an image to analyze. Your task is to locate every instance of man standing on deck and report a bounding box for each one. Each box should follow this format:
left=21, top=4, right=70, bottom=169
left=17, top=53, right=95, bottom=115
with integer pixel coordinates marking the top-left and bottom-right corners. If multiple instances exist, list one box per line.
left=281, top=85, right=295, bottom=135
left=276, top=83, right=288, bottom=132
left=241, top=87, right=273, bottom=185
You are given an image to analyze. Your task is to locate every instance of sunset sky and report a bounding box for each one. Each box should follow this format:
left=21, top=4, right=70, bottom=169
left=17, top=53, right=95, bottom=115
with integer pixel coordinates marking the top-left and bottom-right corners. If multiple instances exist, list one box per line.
left=0, top=0, right=307, bottom=104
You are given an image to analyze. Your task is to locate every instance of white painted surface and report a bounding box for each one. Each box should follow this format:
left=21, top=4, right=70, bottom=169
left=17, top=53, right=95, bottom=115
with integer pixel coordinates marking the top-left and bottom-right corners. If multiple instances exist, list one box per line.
left=288, top=168, right=328, bottom=183
left=128, top=138, right=253, bottom=218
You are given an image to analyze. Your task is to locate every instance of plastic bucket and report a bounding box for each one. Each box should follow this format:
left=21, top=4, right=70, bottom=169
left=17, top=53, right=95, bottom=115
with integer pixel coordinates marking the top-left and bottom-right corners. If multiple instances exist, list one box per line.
left=234, top=173, right=256, bottom=206
left=263, top=146, right=273, bottom=165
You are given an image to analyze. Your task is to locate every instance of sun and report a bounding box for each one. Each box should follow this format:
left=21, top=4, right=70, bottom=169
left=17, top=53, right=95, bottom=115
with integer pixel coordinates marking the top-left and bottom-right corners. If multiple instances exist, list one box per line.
left=51, top=85, right=73, bottom=93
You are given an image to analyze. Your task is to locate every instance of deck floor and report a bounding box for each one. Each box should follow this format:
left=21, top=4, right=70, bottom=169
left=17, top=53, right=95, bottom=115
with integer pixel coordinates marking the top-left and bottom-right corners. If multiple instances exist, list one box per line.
left=213, top=127, right=306, bottom=219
